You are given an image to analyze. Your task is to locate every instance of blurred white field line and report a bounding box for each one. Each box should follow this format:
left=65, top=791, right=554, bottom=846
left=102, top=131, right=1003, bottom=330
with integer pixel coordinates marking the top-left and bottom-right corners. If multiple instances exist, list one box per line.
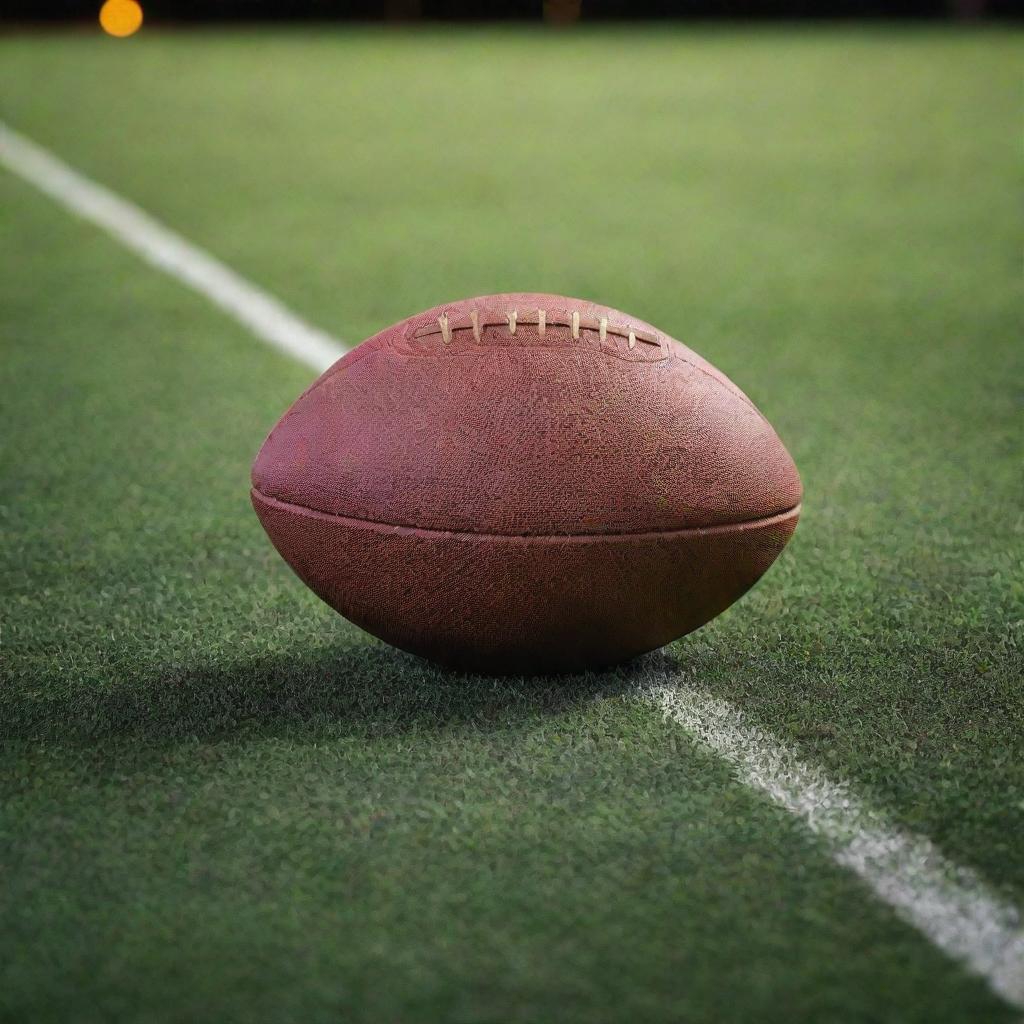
left=0, top=122, right=345, bottom=373
left=3, top=122, right=1022, bottom=1011
left=643, top=682, right=1024, bottom=1009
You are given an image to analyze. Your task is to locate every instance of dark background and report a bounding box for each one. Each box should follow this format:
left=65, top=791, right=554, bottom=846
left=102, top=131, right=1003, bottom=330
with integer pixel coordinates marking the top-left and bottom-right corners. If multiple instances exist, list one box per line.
left=2, top=0, right=1019, bottom=22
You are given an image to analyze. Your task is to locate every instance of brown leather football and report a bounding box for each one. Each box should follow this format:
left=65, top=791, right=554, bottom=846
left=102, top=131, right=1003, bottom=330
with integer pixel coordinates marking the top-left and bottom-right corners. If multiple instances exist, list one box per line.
left=252, top=292, right=802, bottom=674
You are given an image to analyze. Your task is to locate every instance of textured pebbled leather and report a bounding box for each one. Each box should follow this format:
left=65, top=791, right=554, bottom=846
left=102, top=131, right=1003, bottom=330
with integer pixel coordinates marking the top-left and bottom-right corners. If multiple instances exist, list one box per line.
left=252, top=293, right=802, bottom=673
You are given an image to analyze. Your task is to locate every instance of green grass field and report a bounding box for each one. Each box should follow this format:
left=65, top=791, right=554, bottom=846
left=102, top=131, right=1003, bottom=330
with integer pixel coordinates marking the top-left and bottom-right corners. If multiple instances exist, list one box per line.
left=1, top=25, right=1022, bottom=1023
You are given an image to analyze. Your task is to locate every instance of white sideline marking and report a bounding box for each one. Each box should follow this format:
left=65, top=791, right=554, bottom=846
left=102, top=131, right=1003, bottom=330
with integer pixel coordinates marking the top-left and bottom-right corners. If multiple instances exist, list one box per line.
left=3, top=122, right=1022, bottom=1010
left=0, top=122, right=346, bottom=374
left=644, top=682, right=1024, bottom=1009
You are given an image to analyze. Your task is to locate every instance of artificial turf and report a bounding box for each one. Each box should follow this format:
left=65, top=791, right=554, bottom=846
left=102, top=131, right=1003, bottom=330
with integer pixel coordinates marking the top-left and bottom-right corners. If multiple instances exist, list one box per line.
left=1, top=25, right=1022, bottom=1023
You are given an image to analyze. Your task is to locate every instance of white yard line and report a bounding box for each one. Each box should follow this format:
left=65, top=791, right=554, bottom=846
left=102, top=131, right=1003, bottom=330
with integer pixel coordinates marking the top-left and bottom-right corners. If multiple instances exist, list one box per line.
left=0, top=122, right=345, bottom=374
left=3, top=121, right=1022, bottom=1010
left=644, top=682, right=1024, bottom=1009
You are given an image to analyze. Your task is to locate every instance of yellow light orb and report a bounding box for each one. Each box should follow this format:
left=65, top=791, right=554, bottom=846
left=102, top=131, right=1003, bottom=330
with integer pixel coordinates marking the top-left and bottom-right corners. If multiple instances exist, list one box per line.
left=99, top=0, right=143, bottom=38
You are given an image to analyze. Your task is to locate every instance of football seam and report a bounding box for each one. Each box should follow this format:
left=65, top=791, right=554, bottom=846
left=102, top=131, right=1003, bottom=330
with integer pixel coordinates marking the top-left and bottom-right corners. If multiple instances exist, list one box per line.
left=251, top=488, right=801, bottom=540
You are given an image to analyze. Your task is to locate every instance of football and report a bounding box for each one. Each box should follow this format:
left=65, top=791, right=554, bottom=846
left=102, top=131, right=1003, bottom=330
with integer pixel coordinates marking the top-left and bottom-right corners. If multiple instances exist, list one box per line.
left=252, top=292, right=802, bottom=674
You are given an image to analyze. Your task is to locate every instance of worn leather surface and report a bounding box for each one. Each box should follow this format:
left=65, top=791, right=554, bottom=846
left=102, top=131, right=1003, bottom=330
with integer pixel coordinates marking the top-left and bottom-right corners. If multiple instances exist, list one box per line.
left=252, top=292, right=802, bottom=673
